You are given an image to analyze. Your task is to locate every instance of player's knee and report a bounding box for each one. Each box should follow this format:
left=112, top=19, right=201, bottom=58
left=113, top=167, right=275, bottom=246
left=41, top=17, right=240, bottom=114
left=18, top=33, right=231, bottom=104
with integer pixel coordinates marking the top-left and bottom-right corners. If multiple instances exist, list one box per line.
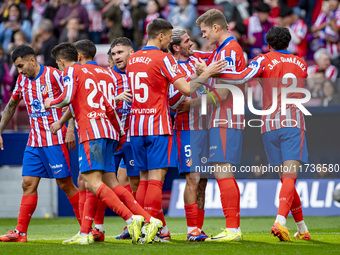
left=21, top=179, right=38, bottom=193
left=56, top=177, right=76, bottom=193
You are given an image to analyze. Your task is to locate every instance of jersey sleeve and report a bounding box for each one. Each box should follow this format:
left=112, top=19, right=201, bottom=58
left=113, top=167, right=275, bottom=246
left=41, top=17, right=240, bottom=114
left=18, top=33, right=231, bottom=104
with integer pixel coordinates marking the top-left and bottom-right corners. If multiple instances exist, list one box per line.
left=50, top=68, right=64, bottom=93
left=103, top=96, right=125, bottom=136
left=50, top=66, right=77, bottom=108
left=169, top=84, right=186, bottom=110
left=220, top=55, right=266, bottom=84
left=11, top=75, right=23, bottom=101
left=193, top=51, right=212, bottom=62
left=160, top=54, right=186, bottom=84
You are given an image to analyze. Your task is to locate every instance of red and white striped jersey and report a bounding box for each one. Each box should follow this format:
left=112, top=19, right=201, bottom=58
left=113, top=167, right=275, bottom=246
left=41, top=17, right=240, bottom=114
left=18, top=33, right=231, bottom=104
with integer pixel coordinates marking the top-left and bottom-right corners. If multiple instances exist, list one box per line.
left=12, top=65, right=67, bottom=147
left=206, top=37, right=246, bottom=130
left=169, top=51, right=212, bottom=131
left=307, top=64, right=338, bottom=83
left=110, top=65, right=131, bottom=141
left=288, top=19, right=308, bottom=58
left=220, top=50, right=308, bottom=134
left=126, top=46, right=185, bottom=136
left=313, top=9, right=340, bottom=57
left=49, top=62, right=119, bottom=144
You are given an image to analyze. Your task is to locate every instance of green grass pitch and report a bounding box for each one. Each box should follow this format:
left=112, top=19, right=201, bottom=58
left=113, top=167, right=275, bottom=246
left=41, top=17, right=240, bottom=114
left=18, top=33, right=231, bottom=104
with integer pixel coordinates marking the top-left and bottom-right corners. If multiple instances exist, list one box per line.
left=0, top=216, right=339, bottom=255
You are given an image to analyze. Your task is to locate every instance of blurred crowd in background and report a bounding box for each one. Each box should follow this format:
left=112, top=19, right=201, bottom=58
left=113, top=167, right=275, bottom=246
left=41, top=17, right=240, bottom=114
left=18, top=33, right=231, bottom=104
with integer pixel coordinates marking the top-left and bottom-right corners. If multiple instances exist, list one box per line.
left=0, top=0, right=340, bottom=112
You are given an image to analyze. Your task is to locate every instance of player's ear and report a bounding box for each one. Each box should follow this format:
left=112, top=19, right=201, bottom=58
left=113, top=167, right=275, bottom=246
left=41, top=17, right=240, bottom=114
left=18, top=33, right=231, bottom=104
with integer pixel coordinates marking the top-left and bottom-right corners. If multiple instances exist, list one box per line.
left=129, top=48, right=134, bottom=55
left=77, top=52, right=82, bottom=62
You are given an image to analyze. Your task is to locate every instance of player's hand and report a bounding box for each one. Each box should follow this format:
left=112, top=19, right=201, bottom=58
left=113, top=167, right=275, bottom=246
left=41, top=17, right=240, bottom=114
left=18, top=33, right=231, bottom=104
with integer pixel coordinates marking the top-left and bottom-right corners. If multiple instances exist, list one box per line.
left=116, top=90, right=132, bottom=103
left=195, top=58, right=207, bottom=75
left=0, top=134, right=3, bottom=150
left=44, top=98, right=53, bottom=110
left=205, top=59, right=227, bottom=78
left=65, top=131, right=76, bottom=151
left=50, top=121, right=62, bottom=135
left=176, top=97, right=191, bottom=114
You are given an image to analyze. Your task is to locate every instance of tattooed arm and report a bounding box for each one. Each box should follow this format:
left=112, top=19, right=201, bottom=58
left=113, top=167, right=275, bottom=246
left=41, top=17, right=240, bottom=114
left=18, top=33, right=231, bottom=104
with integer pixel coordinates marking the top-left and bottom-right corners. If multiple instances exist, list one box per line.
left=0, top=98, right=21, bottom=150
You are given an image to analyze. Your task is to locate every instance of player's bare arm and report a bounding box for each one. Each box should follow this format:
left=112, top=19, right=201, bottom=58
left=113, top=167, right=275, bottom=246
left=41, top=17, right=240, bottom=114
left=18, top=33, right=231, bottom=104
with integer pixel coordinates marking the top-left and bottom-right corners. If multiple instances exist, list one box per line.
left=0, top=98, right=21, bottom=150
left=50, top=108, right=72, bottom=135
left=176, top=88, right=229, bottom=114
left=65, top=118, right=76, bottom=151
left=173, top=59, right=227, bottom=96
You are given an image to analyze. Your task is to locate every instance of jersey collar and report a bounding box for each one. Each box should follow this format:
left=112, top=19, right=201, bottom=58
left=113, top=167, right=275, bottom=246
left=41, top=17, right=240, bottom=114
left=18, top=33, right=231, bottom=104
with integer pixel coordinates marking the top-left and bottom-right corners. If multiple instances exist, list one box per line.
left=142, top=46, right=159, bottom=51
left=86, top=61, right=98, bottom=65
left=216, top=36, right=234, bottom=54
left=177, top=59, right=190, bottom=64
left=274, top=49, right=291, bottom=54
left=113, top=65, right=126, bottom=74
left=30, top=64, right=44, bottom=81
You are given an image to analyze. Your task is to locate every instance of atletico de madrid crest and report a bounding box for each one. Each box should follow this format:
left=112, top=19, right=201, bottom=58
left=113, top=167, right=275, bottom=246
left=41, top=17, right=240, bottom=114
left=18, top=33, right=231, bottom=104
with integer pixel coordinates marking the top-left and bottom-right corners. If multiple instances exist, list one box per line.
left=186, top=158, right=192, bottom=167
left=41, top=84, right=49, bottom=95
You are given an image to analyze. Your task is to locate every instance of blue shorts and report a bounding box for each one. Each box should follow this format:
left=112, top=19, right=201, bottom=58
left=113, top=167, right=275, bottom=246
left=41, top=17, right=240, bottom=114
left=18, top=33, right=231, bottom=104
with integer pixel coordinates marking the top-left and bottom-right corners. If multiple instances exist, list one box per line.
left=114, top=142, right=139, bottom=177
left=130, top=135, right=177, bottom=171
left=79, top=138, right=118, bottom=173
left=209, top=128, right=243, bottom=164
left=174, top=130, right=209, bottom=174
left=22, top=145, right=72, bottom=179
left=119, top=159, right=126, bottom=168
left=262, top=128, right=308, bottom=165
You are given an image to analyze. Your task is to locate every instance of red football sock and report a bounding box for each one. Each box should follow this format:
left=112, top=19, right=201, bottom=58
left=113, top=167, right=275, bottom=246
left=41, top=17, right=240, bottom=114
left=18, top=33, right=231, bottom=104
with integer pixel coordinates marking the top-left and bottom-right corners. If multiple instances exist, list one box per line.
left=278, top=176, right=297, bottom=218
left=124, top=184, right=133, bottom=194
left=184, top=203, right=198, bottom=228
left=217, top=178, right=240, bottom=228
left=94, top=199, right=106, bottom=225
left=144, top=179, right=163, bottom=218
left=136, top=180, right=148, bottom=207
left=156, top=208, right=166, bottom=227
left=96, top=184, right=132, bottom=221
left=16, top=195, right=38, bottom=234
left=78, top=190, right=86, bottom=222
left=67, top=191, right=81, bottom=225
left=291, top=188, right=304, bottom=222
left=113, top=184, right=151, bottom=222
left=197, top=209, right=205, bottom=229
left=80, top=190, right=98, bottom=234
left=280, top=178, right=303, bottom=222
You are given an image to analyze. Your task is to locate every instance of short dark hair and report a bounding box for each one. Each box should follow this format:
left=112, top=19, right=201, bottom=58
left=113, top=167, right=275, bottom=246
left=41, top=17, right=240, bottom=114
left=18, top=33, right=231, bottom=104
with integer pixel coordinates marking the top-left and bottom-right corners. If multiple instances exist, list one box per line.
left=110, top=37, right=133, bottom=49
left=12, top=45, right=35, bottom=62
left=51, top=42, right=78, bottom=62
left=73, top=39, right=96, bottom=59
left=196, top=9, right=228, bottom=29
left=265, top=27, right=291, bottom=50
left=255, top=3, right=271, bottom=13
left=147, top=18, right=173, bottom=40
left=234, top=22, right=247, bottom=35
left=279, top=7, right=293, bottom=18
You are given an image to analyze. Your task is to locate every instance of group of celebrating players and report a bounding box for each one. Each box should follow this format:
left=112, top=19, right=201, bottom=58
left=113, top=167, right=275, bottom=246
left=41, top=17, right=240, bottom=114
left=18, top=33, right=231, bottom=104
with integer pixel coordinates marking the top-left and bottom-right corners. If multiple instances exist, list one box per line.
left=0, top=8, right=311, bottom=244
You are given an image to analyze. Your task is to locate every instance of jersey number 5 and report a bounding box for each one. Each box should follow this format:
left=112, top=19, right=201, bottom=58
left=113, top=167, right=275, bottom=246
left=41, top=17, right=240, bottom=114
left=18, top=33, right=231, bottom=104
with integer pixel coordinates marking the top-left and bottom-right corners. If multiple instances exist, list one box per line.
left=129, top=72, right=149, bottom=103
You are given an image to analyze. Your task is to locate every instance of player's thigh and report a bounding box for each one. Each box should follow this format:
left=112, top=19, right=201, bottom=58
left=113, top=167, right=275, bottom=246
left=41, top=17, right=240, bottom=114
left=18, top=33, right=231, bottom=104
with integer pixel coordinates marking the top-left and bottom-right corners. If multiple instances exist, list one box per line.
left=78, top=138, right=117, bottom=173
left=262, top=129, right=283, bottom=165
left=22, top=146, right=50, bottom=178
left=174, top=130, right=191, bottom=174
left=280, top=128, right=308, bottom=164
left=146, top=135, right=177, bottom=171
left=130, top=136, right=147, bottom=172
left=41, top=144, right=72, bottom=179
left=191, top=129, right=210, bottom=173
left=209, top=128, right=243, bottom=165
left=121, top=142, right=139, bottom=177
